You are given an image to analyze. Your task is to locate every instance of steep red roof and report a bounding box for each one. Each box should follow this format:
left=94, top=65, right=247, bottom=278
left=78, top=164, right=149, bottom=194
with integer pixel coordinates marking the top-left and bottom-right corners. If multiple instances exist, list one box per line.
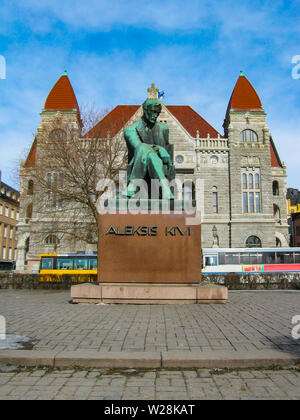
left=85, top=105, right=221, bottom=139
left=167, top=105, right=222, bottom=138
left=44, top=73, right=79, bottom=112
left=227, top=74, right=263, bottom=112
left=84, top=105, right=139, bottom=138
left=24, top=138, right=37, bottom=168
left=270, top=137, right=282, bottom=167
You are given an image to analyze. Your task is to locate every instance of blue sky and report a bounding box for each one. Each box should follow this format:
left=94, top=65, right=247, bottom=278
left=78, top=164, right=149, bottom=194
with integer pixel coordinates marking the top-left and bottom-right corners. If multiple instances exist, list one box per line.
left=0, top=0, right=300, bottom=189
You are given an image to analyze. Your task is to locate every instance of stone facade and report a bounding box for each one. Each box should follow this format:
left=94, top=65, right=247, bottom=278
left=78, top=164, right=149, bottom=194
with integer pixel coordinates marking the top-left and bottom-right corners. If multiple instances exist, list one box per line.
left=16, top=74, right=289, bottom=273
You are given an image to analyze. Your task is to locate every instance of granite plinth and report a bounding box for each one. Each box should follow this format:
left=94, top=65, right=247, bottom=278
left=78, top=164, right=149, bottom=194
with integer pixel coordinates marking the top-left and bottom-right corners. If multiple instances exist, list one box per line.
left=71, top=283, right=228, bottom=304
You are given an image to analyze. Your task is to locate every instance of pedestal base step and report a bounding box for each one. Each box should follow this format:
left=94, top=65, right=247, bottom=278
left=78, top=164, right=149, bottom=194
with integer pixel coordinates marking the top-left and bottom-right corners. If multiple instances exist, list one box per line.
left=71, top=283, right=228, bottom=304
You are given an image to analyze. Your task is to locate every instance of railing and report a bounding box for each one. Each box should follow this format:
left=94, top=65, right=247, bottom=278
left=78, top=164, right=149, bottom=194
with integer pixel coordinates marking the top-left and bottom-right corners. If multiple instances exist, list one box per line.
left=196, top=138, right=229, bottom=150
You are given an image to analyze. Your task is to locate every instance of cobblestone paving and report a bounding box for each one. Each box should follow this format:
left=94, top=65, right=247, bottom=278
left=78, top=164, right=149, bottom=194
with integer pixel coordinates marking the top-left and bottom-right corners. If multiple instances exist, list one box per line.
left=0, top=290, right=299, bottom=353
left=0, top=366, right=299, bottom=400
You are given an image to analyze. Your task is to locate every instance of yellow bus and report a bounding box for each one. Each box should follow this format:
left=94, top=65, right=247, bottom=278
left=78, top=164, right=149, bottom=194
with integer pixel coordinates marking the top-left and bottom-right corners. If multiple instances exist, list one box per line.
left=39, top=254, right=98, bottom=282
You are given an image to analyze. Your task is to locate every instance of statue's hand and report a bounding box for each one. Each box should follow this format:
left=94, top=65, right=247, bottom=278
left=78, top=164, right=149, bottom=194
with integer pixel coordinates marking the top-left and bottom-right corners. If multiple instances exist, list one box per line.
left=156, top=146, right=170, bottom=165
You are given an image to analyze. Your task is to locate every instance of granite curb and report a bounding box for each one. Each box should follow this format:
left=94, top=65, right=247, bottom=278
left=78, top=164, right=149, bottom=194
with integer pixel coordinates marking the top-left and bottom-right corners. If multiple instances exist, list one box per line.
left=0, top=349, right=299, bottom=369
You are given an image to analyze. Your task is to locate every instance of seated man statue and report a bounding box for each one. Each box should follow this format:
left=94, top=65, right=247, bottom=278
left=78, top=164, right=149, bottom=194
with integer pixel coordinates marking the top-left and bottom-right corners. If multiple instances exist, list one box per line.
left=123, top=99, right=175, bottom=199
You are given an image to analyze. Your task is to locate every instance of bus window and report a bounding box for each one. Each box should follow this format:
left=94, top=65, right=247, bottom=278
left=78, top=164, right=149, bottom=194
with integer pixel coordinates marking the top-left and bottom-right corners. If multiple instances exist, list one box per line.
left=219, top=253, right=225, bottom=265
left=57, top=258, right=73, bottom=270
left=262, top=252, right=276, bottom=264
left=295, top=253, right=300, bottom=263
left=74, top=258, right=88, bottom=270
left=89, top=259, right=98, bottom=270
left=249, top=253, right=258, bottom=264
left=276, top=252, right=293, bottom=264
left=240, top=253, right=250, bottom=264
left=205, top=256, right=217, bottom=266
left=225, top=253, right=239, bottom=264
left=257, top=253, right=263, bottom=264
left=41, top=258, right=54, bottom=270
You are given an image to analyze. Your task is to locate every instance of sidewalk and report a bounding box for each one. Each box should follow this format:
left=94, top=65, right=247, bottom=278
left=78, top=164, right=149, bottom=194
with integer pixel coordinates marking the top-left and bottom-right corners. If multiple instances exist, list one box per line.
left=0, top=289, right=299, bottom=369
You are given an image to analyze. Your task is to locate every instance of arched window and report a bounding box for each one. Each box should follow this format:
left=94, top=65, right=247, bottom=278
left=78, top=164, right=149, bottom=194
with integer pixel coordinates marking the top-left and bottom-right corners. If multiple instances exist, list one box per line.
left=272, top=181, right=279, bottom=196
left=182, top=181, right=194, bottom=201
left=246, top=236, right=262, bottom=248
left=240, top=129, right=258, bottom=142
left=242, top=173, right=247, bottom=189
left=273, top=204, right=281, bottom=223
left=45, top=234, right=60, bottom=246
left=276, top=237, right=281, bottom=247
left=27, top=180, right=34, bottom=195
left=249, top=173, right=253, bottom=189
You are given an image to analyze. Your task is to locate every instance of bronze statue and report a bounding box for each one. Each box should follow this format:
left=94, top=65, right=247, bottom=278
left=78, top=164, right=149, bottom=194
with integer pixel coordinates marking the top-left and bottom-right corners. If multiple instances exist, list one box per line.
left=123, top=98, right=175, bottom=199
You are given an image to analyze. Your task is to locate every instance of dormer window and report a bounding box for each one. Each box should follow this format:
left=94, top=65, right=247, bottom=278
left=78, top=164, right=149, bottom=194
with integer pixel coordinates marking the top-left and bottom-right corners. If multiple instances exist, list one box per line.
left=240, top=129, right=258, bottom=142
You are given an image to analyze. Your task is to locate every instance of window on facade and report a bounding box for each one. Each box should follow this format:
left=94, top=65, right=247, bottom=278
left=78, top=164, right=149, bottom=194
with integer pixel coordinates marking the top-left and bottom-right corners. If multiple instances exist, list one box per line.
left=242, top=169, right=261, bottom=213
left=242, top=174, right=247, bottom=189
left=272, top=180, right=279, bottom=196
left=273, top=204, right=281, bottom=223
left=25, top=204, right=32, bottom=223
left=45, top=234, right=60, bottom=246
left=212, top=187, right=218, bottom=213
left=27, top=180, right=34, bottom=195
left=243, top=192, right=248, bottom=213
left=246, top=236, right=262, bottom=248
left=2, top=246, right=6, bottom=259
left=249, top=174, right=253, bottom=189
left=240, top=129, right=258, bottom=142
left=4, top=207, right=8, bottom=217
left=0, top=204, right=2, bottom=215
left=47, top=173, right=63, bottom=210
left=182, top=181, right=194, bottom=201
left=3, top=225, right=7, bottom=238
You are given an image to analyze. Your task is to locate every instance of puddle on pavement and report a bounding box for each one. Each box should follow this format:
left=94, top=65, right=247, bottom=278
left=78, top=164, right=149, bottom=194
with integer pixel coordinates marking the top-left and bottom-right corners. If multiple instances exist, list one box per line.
left=0, top=334, right=37, bottom=350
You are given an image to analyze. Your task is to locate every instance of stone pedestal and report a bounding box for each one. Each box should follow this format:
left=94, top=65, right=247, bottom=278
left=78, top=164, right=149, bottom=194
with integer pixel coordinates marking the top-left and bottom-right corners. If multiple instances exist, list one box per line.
left=70, top=207, right=228, bottom=304
left=97, top=211, right=201, bottom=284
left=71, top=283, right=228, bottom=304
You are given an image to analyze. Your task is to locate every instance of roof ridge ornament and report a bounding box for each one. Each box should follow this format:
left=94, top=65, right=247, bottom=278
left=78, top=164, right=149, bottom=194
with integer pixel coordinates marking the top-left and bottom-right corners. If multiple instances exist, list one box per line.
left=147, top=82, right=159, bottom=100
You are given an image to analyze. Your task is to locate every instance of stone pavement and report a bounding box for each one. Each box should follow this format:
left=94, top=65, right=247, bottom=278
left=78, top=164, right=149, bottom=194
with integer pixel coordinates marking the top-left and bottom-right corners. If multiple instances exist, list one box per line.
left=0, top=290, right=299, bottom=354
left=0, top=365, right=300, bottom=400
left=0, top=290, right=300, bottom=400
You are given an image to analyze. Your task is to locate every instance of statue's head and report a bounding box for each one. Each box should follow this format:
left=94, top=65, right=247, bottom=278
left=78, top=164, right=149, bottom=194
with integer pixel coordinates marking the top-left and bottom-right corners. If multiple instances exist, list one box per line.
left=142, top=99, right=162, bottom=125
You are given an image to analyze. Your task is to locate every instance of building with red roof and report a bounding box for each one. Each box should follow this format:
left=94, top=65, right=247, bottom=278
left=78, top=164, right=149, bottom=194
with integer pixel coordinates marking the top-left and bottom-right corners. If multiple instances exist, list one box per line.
left=17, top=71, right=289, bottom=272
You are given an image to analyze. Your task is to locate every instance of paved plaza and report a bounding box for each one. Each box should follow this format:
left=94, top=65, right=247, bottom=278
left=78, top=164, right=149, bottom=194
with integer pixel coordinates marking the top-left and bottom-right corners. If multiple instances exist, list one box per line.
left=0, top=289, right=300, bottom=400
left=0, top=290, right=299, bottom=354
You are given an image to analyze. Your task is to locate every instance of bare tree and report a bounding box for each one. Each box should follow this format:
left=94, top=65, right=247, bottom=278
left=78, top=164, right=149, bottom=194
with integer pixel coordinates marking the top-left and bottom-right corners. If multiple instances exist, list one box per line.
left=22, top=106, right=128, bottom=251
